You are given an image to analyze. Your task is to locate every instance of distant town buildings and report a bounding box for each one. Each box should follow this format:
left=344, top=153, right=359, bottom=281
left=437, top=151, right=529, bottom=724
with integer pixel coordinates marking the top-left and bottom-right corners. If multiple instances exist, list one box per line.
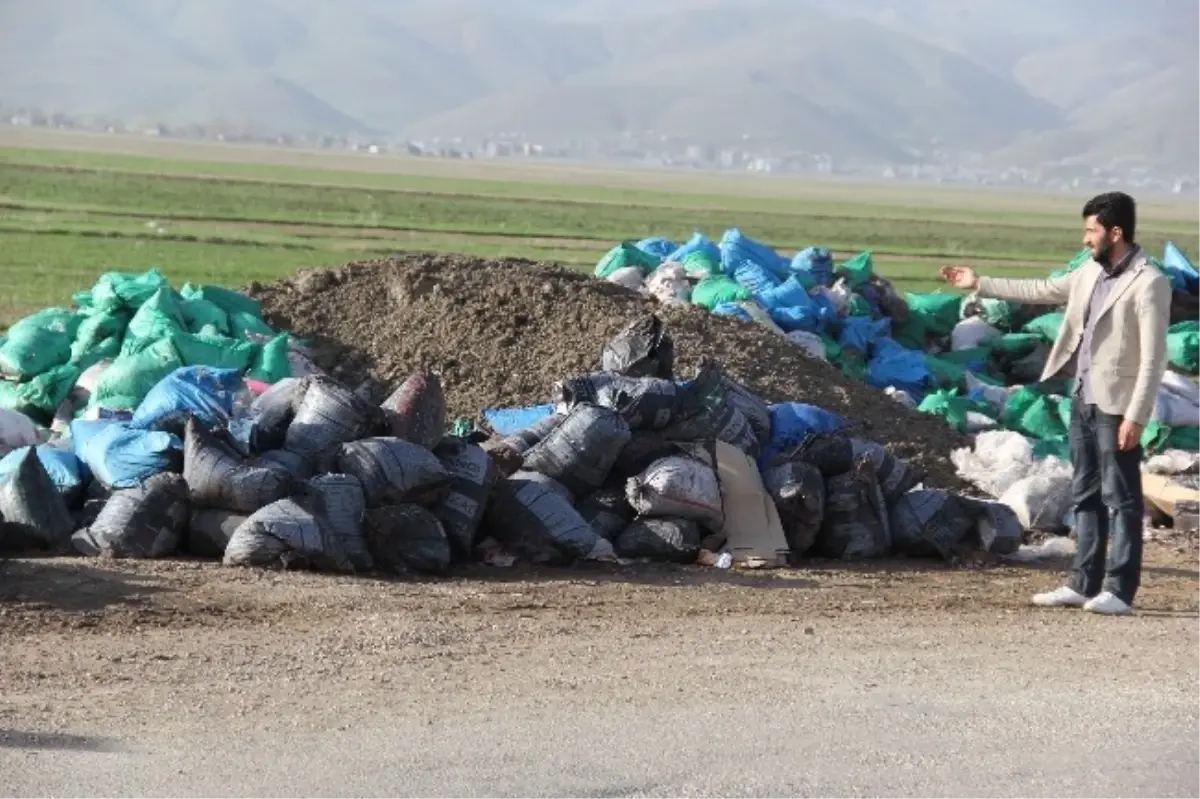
left=2, top=103, right=1195, bottom=196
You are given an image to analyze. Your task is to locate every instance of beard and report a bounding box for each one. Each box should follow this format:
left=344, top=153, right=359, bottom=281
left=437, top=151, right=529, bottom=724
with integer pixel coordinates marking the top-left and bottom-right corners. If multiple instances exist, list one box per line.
left=1093, top=238, right=1115, bottom=267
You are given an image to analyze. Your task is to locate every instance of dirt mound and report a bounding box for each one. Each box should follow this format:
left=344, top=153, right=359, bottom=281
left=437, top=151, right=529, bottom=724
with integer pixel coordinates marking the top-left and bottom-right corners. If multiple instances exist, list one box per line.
left=247, top=254, right=971, bottom=489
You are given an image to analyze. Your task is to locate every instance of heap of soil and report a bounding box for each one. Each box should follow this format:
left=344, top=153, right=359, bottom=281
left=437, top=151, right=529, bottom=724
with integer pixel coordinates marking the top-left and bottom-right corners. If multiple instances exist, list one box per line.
left=248, top=254, right=971, bottom=489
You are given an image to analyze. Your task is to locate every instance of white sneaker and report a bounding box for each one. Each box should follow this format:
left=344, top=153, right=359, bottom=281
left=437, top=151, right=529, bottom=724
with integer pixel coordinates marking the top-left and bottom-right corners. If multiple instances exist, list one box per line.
left=1032, top=586, right=1088, bottom=607
left=1083, top=591, right=1133, bottom=615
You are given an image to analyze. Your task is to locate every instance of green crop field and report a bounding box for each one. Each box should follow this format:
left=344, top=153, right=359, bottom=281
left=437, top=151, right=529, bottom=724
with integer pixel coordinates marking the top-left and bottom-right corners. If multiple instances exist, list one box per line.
left=1, top=132, right=1196, bottom=327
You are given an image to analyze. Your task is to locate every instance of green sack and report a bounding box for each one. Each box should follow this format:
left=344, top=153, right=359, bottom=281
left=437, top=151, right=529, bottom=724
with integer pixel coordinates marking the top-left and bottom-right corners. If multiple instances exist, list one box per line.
left=992, top=333, right=1042, bottom=357
left=692, top=275, right=750, bottom=310
left=74, top=335, right=122, bottom=372
left=1003, top=386, right=1070, bottom=442
left=91, top=268, right=170, bottom=313
left=181, top=283, right=263, bottom=321
left=1048, top=247, right=1092, bottom=280
left=0, top=308, right=80, bottom=380
left=963, top=297, right=1017, bottom=331
left=681, top=250, right=720, bottom=278
left=71, top=310, right=130, bottom=364
left=247, top=334, right=291, bottom=383
left=905, top=293, right=962, bottom=338
left=91, top=337, right=183, bottom=411
left=891, top=316, right=927, bottom=351
left=1165, top=425, right=1200, bottom=452
left=925, top=348, right=994, bottom=389
left=1023, top=312, right=1065, bottom=343
left=837, top=349, right=868, bottom=382
left=16, top=363, right=81, bottom=420
left=126, top=287, right=187, bottom=343
left=821, top=335, right=843, bottom=364
left=594, top=242, right=662, bottom=279
left=230, top=310, right=274, bottom=340
left=181, top=297, right=231, bottom=335
left=836, top=251, right=874, bottom=288
left=172, top=331, right=258, bottom=372
left=845, top=294, right=872, bottom=317
left=1166, top=320, right=1199, bottom=373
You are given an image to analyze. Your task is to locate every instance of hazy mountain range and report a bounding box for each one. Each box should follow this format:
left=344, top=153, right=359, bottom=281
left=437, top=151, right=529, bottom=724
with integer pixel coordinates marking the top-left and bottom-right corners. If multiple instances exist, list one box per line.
left=0, top=0, right=1196, bottom=173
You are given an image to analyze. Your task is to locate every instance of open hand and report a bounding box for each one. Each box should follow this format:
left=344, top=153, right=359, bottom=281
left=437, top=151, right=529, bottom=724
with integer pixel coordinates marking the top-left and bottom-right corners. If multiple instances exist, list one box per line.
left=1118, top=419, right=1142, bottom=451
left=940, top=265, right=979, bottom=290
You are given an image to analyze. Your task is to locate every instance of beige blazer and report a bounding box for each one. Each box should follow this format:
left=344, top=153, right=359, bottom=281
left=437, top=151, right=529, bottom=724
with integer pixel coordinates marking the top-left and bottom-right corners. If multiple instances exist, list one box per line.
left=977, top=250, right=1172, bottom=426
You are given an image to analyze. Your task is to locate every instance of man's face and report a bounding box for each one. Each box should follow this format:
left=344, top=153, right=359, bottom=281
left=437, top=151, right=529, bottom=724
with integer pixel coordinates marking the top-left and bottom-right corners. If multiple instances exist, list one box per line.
left=1083, top=214, right=1120, bottom=263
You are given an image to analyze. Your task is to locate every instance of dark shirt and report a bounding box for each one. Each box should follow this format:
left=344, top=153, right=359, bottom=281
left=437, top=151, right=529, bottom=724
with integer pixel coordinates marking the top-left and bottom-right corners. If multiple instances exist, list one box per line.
left=1074, top=246, right=1139, bottom=405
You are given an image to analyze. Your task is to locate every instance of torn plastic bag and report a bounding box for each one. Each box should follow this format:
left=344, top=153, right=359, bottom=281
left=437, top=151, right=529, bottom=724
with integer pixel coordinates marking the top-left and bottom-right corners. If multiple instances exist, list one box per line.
left=815, top=459, right=892, bottom=560
left=761, top=459, right=825, bottom=556
left=972, top=501, right=1023, bottom=555
left=662, top=360, right=759, bottom=457
left=601, top=315, right=676, bottom=379
left=849, top=439, right=925, bottom=502
left=888, top=489, right=982, bottom=561
left=615, top=517, right=702, bottom=563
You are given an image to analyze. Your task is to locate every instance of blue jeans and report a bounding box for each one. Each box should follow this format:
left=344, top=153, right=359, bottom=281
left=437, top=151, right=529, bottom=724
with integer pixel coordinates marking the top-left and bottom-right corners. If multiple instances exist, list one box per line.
left=1067, top=403, right=1144, bottom=603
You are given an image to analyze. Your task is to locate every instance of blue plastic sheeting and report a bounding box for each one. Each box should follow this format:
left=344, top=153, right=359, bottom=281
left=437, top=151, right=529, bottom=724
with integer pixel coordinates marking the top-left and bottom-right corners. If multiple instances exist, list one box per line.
left=666, top=232, right=721, bottom=265
left=839, top=317, right=892, bottom=352
left=712, top=303, right=754, bottom=322
left=759, top=402, right=846, bottom=468
left=132, top=365, right=243, bottom=432
left=484, top=404, right=557, bottom=436
left=756, top=276, right=811, bottom=311
left=0, top=444, right=90, bottom=501
left=866, top=338, right=933, bottom=395
left=807, top=291, right=840, bottom=331
left=790, top=247, right=835, bottom=287
left=1163, top=241, right=1199, bottom=294
left=74, top=420, right=181, bottom=489
left=635, top=237, right=680, bottom=260
left=720, top=228, right=790, bottom=281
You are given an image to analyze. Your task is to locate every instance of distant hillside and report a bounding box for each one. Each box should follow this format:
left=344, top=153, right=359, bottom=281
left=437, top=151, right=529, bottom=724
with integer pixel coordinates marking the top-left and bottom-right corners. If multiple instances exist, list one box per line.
left=0, top=0, right=1195, bottom=172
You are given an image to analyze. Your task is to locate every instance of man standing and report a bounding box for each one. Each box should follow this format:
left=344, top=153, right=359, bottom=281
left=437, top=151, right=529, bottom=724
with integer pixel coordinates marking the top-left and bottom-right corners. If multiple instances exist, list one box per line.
left=941, top=192, right=1171, bottom=615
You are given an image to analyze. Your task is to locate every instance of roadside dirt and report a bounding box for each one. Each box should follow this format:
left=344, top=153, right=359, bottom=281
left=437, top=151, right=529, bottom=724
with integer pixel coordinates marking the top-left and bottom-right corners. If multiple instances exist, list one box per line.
left=2, top=544, right=1195, bottom=717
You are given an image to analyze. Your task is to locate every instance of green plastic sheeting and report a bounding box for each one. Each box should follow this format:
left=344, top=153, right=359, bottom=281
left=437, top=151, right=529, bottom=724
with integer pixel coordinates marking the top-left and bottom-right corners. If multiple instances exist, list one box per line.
left=992, top=333, right=1042, bottom=357
left=1048, top=248, right=1092, bottom=280
left=594, top=242, right=662, bottom=279
left=0, top=308, right=80, bottom=380
left=1023, top=312, right=1064, bottom=343
left=71, top=310, right=129, bottom=365
left=181, top=283, right=263, bottom=320
left=91, top=268, right=170, bottom=313
left=16, top=363, right=81, bottom=420
left=692, top=275, right=750, bottom=310
left=891, top=316, right=927, bottom=351
left=247, top=334, right=291, bottom=383
left=917, top=389, right=973, bottom=433
left=1003, top=386, right=1070, bottom=444
left=836, top=251, right=874, bottom=288
left=846, top=294, right=872, bottom=317
left=963, top=297, right=1018, bottom=331
left=181, top=297, right=231, bottom=335
left=905, top=293, right=961, bottom=338
left=925, top=347, right=995, bottom=389
left=91, top=337, right=183, bottom=411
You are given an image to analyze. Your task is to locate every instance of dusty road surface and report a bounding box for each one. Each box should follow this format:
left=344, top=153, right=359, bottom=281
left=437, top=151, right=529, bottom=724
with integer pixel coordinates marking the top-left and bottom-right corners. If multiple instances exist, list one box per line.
left=1, top=543, right=1197, bottom=798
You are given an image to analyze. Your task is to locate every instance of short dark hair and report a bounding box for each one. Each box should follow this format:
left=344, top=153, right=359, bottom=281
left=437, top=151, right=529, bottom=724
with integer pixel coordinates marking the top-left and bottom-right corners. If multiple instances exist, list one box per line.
left=1082, top=191, right=1136, bottom=243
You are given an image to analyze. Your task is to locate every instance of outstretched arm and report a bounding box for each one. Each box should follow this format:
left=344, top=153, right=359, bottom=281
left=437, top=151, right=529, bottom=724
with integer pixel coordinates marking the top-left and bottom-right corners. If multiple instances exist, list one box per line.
left=940, top=265, right=1073, bottom=306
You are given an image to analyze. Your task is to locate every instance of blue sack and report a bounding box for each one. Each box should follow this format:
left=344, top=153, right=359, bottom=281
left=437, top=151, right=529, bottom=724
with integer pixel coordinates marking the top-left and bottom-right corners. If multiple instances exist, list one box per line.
left=866, top=338, right=933, bottom=395
left=756, top=276, right=811, bottom=311
left=712, top=303, right=754, bottom=323
left=839, top=317, right=892, bottom=352
left=790, top=246, right=835, bottom=287
left=759, top=402, right=846, bottom=468
left=720, top=228, right=790, bottom=281
left=0, top=444, right=90, bottom=504
left=132, top=365, right=243, bottom=433
left=636, top=237, right=680, bottom=260
left=76, top=420, right=182, bottom=489
left=666, top=232, right=721, bottom=265
left=769, top=305, right=819, bottom=333
left=1163, top=241, right=1199, bottom=294
left=484, top=404, right=557, bottom=437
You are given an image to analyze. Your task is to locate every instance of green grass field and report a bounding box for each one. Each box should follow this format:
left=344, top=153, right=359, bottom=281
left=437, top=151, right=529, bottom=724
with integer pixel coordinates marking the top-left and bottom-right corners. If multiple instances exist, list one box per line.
left=1, top=133, right=1196, bottom=326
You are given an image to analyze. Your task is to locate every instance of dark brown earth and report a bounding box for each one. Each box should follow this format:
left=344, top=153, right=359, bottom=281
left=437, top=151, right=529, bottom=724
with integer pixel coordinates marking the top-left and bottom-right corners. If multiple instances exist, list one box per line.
left=247, top=254, right=972, bottom=489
